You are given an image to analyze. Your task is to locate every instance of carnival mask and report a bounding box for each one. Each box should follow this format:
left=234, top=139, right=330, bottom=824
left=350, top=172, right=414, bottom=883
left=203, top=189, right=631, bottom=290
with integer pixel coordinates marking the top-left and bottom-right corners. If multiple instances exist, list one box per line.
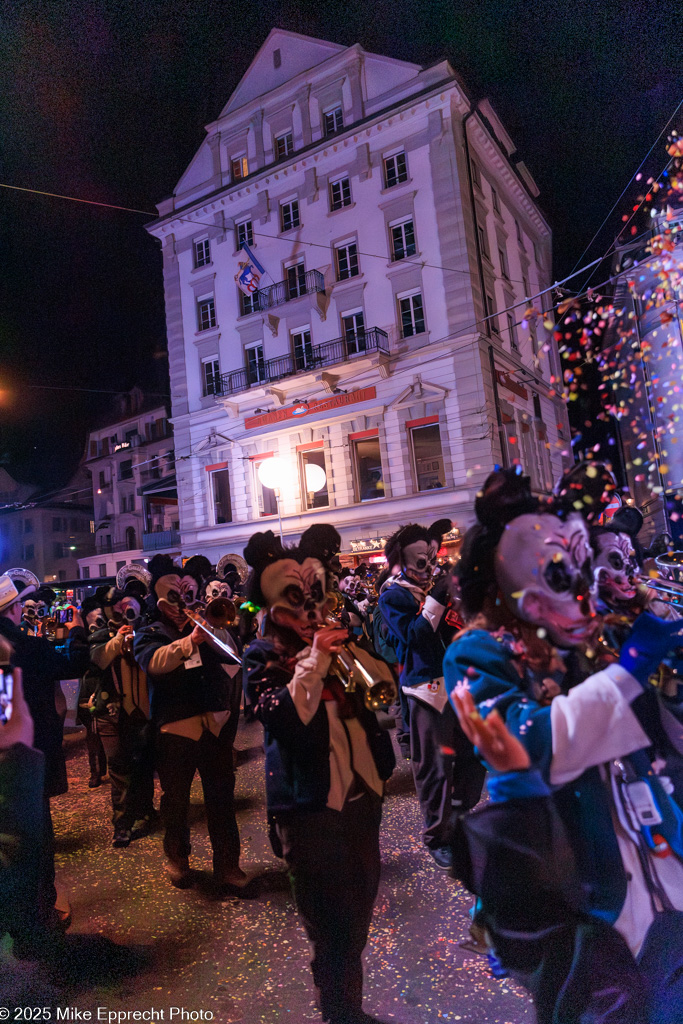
left=496, top=513, right=596, bottom=648
left=86, top=608, right=106, bottom=633
left=115, top=595, right=142, bottom=627
left=205, top=579, right=232, bottom=602
left=593, top=531, right=637, bottom=607
left=401, top=540, right=438, bottom=589
left=155, top=574, right=186, bottom=628
left=260, top=557, right=329, bottom=642
left=22, top=599, right=37, bottom=620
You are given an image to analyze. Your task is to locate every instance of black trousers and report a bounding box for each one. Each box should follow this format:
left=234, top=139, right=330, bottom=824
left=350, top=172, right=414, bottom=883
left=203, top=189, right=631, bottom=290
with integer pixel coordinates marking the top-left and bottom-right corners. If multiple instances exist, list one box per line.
left=276, top=793, right=382, bottom=1022
left=78, top=706, right=107, bottom=778
left=97, top=709, right=155, bottom=830
left=156, top=725, right=240, bottom=874
left=408, top=697, right=485, bottom=850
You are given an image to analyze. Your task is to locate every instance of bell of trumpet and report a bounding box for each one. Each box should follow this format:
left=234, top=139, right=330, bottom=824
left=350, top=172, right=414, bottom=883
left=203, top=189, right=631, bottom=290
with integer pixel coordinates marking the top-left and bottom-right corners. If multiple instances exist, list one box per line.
left=322, top=610, right=397, bottom=712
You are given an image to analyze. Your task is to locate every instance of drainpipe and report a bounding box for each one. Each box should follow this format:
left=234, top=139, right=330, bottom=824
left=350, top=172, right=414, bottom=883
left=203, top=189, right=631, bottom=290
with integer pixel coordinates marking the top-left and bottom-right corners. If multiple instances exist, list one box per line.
left=462, top=107, right=508, bottom=467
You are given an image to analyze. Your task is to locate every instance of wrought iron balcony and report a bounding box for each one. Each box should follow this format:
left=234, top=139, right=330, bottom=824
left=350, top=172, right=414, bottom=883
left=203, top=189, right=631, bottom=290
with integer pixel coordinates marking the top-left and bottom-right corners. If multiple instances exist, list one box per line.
left=213, top=327, right=389, bottom=398
left=254, top=269, right=325, bottom=311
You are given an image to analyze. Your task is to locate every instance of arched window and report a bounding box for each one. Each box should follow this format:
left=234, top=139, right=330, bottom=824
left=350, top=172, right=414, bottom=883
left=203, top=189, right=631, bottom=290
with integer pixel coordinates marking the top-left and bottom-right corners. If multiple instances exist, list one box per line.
left=125, top=526, right=136, bottom=550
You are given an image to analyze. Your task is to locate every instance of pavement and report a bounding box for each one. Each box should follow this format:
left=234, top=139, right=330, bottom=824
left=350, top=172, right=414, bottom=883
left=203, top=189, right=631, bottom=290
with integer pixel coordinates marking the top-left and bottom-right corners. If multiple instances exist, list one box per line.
left=6, top=719, right=534, bottom=1024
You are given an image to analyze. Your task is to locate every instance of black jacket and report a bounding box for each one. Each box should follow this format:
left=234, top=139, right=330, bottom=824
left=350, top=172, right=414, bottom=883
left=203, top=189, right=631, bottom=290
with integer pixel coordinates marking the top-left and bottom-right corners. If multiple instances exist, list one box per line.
left=0, top=617, right=90, bottom=796
left=244, top=638, right=395, bottom=816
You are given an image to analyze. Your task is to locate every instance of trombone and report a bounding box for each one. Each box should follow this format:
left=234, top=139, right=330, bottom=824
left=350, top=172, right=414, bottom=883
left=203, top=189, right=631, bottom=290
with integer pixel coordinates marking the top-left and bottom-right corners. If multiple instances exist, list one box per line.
left=181, top=598, right=242, bottom=665
left=636, top=575, right=683, bottom=608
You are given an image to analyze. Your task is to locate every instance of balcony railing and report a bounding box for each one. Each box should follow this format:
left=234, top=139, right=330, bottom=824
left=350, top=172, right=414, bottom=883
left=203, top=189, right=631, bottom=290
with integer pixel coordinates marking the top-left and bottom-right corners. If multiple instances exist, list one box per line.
left=212, top=327, right=389, bottom=398
left=142, top=529, right=181, bottom=551
left=255, top=269, right=325, bottom=311
left=96, top=540, right=132, bottom=554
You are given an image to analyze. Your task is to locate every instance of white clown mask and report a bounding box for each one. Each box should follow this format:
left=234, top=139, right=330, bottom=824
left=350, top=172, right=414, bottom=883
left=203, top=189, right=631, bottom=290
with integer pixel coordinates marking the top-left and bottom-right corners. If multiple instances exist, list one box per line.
left=593, top=531, right=637, bottom=607
left=401, top=540, right=438, bottom=589
left=205, top=579, right=233, bottom=602
left=496, top=513, right=596, bottom=648
left=260, top=557, right=329, bottom=642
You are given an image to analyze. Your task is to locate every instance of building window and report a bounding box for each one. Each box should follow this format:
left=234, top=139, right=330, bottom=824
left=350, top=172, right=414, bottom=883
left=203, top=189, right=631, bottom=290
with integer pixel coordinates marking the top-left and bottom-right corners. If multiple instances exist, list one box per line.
left=98, top=471, right=106, bottom=488
left=236, top=219, right=253, bottom=248
left=210, top=469, right=232, bottom=525
left=342, top=311, right=366, bottom=355
left=125, top=527, right=136, bottom=549
left=399, top=293, right=425, bottom=337
left=240, top=290, right=259, bottom=316
left=515, top=219, right=523, bottom=245
left=284, top=260, right=305, bottom=299
left=247, top=345, right=265, bottom=384
left=471, top=159, right=482, bottom=190
left=329, top=176, right=351, bottom=211
left=280, top=199, right=300, bottom=232
left=533, top=240, right=541, bottom=264
left=507, top=313, right=519, bottom=351
left=477, top=222, right=490, bottom=260
left=323, top=106, right=343, bottom=136
left=53, top=542, right=65, bottom=559
left=231, top=154, right=248, bottom=181
left=81, top=566, right=90, bottom=580
left=52, top=517, right=62, bottom=532
left=99, top=563, right=107, bottom=577
left=300, top=449, right=329, bottom=509
left=197, top=296, right=216, bottom=332
left=292, top=327, right=314, bottom=370
left=491, top=187, right=500, bottom=214
left=352, top=437, right=385, bottom=502
left=120, top=496, right=127, bottom=514
left=383, top=151, right=408, bottom=189
left=391, top=220, right=416, bottom=261
left=203, top=357, right=220, bottom=396
left=254, top=461, right=278, bottom=516
left=498, top=246, right=510, bottom=281
left=119, top=460, right=133, bottom=481
left=275, top=131, right=293, bottom=159
left=335, top=241, right=359, bottom=281
left=522, top=274, right=530, bottom=300
left=410, top=423, right=445, bottom=491
left=485, top=292, right=499, bottom=335
left=23, top=544, right=34, bottom=561
left=24, top=518, right=32, bottom=534
left=193, top=238, right=211, bottom=268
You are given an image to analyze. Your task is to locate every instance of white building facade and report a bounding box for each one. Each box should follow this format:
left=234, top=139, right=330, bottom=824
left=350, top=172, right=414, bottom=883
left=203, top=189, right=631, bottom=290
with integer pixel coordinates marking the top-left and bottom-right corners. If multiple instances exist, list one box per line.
left=147, top=30, right=570, bottom=561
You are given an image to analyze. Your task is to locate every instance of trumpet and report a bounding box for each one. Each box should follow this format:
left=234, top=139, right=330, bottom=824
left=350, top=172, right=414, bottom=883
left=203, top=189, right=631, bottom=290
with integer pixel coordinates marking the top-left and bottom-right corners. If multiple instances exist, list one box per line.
left=181, top=600, right=242, bottom=665
left=636, top=574, right=683, bottom=608
left=322, top=601, right=396, bottom=712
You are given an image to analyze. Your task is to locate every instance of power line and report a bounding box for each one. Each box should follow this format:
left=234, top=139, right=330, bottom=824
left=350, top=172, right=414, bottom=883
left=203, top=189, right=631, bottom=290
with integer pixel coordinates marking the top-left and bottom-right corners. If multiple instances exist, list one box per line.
left=26, top=384, right=171, bottom=397
left=0, top=181, right=156, bottom=216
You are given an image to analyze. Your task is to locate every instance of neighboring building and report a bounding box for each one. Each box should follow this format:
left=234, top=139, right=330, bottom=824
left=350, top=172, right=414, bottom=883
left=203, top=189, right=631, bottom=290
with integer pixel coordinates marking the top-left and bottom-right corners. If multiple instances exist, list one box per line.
left=77, top=388, right=179, bottom=581
left=0, top=467, right=95, bottom=582
left=146, top=29, right=569, bottom=561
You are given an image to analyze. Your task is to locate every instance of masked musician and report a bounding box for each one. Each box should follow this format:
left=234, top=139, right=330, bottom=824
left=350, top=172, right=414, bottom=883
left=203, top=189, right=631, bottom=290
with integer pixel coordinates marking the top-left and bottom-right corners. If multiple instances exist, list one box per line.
left=242, top=530, right=395, bottom=1024
left=77, top=596, right=109, bottom=788
left=89, top=567, right=157, bottom=847
left=443, top=468, right=683, bottom=1024
left=133, top=559, right=244, bottom=891
left=377, top=521, right=485, bottom=870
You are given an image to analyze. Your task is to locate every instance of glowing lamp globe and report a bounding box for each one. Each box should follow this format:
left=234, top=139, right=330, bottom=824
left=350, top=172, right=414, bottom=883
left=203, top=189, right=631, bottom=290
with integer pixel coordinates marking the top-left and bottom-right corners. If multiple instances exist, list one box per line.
left=257, top=457, right=286, bottom=491
left=304, top=463, right=327, bottom=493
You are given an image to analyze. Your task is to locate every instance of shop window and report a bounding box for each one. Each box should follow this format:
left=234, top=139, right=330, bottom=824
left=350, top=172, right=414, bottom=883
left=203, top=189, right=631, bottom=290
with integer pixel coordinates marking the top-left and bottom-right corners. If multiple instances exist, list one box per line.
left=210, top=468, right=232, bottom=525
left=410, top=423, right=445, bottom=491
left=300, top=449, right=329, bottom=509
left=352, top=437, right=385, bottom=502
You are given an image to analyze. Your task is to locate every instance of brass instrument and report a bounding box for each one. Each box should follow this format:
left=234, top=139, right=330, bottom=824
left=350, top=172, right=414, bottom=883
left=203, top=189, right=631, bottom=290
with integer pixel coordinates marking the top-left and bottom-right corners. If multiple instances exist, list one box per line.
left=636, top=574, right=683, bottom=608
left=322, top=594, right=396, bottom=712
left=655, top=552, right=683, bottom=584
left=182, top=601, right=242, bottom=664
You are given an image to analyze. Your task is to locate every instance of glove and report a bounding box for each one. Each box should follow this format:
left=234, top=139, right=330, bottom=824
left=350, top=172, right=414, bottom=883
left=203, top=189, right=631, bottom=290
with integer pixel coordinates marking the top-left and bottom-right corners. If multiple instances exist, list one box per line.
left=429, top=573, right=451, bottom=607
left=619, top=613, right=683, bottom=686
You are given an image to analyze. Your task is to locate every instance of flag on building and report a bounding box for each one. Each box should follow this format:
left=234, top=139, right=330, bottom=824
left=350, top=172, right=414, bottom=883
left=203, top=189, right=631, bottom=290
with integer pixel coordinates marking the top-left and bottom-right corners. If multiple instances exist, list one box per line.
left=235, top=243, right=265, bottom=297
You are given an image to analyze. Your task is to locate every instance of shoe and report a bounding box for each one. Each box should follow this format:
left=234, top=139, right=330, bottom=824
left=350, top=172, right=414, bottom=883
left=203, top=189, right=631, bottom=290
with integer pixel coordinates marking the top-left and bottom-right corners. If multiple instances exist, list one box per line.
left=88, top=774, right=101, bottom=788
left=112, top=826, right=132, bottom=849
left=214, top=866, right=249, bottom=890
left=167, top=858, right=192, bottom=889
left=429, top=846, right=453, bottom=870
left=130, top=817, right=151, bottom=841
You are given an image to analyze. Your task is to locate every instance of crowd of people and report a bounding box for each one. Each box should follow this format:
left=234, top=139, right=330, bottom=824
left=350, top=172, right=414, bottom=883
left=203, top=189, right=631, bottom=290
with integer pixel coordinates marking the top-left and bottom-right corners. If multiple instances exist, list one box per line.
left=1, top=462, right=682, bottom=1024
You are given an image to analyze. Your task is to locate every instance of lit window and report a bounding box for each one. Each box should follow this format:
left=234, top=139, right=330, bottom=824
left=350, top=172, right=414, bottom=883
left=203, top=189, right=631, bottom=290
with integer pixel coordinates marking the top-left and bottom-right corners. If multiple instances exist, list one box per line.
left=246, top=345, right=265, bottom=384
left=286, top=261, right=306, bottom=298
left=292, top=327, right=314, bottom=370
left=280, top=199, right=300, bottom=232
left=383, top=151, right=408, bottom=189
left=236, top=220, right=254, bottom=248
left=335, top=241, right=359, bottom=281
left=391, top=220, right=416, bottom=261
left=197, top=296, right=216, bottom=332
left=275, top=131, right=293, bottom=159
left=352, top=437, right=385, bottom=502
left=329, top=176, right=351, bottom=211
left=193, top=238, right=211, bottom=268
left=342, top=311, right=366, bottom=355
left=203, top=357, right=220, bottom=396
left=300, top=449, right=329, bottom=509
left=231, top=155, right=248, bottom=181
left=210, top=469, right=232, bottom=524
left=254, top=460, right=278, bottom=516
left=399, top=293, right=425, bottom=337
left=410, top=423, right=445, bottom=491
left=323, top=107, right=343, bottom=136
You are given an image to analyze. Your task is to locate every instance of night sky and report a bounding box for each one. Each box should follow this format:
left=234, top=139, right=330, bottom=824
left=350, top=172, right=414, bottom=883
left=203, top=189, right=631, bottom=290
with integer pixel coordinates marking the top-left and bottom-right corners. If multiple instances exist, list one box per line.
left=0, top=0, right=681, bottom=490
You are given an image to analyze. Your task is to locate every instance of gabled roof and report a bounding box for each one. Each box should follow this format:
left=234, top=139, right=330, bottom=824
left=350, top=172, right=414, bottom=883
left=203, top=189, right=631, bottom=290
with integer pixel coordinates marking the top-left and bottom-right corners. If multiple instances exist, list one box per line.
left=219, top=29, right=347, bottom=116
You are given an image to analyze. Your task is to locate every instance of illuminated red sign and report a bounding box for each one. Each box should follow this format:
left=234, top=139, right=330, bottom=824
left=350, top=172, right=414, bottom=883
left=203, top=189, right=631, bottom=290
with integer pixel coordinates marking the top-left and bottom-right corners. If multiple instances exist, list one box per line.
left=245, top=387, right=377, bottom=430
